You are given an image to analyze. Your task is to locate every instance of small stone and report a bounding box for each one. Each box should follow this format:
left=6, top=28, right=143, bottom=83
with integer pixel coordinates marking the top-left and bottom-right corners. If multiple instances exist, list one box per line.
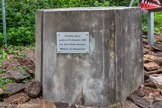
left=1, top=59, right=20, bottom=71
left=152, top=44, right=162, bottom=51
left=144, top=54, right=162, bottom=66
left=143, top=38, right=147, bottom=45
left=5, top=83, right=25, bottom=95
left=143, top=58, right=153, bottom=63
left=7, top=69, right=29, bottom=82
left=153, top=51, right=162, bottom=57
left=4, top=92, right=29, bottom=104
left=143, top=48, right=149, bottom=54
left=155, top=35, right=162, bottom=42
left=25, top=80, right=41, bottom=97
left=144, top=62, right=160, bottom=71
left=25, top=49, right=35, bottom=62
left=1, top=73, right=12, bottom=79
left=144, top=45, right=153, bottom=51
left=149, top=75, right=162, bottom=90
left=155, top=57, right=162, bottom=66
left=127, top=96, right=151, bottom=108
left=144, top=87, right=161, bottom=98
left=133, top=87, right=145, bottom=97
left=55, top=102, right=69, bottom=108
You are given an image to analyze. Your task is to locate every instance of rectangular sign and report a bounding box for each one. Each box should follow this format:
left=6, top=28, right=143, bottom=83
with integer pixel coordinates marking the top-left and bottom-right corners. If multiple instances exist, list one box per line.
left=139, top=0, right=162, bottom=12
left=57, top=32, right=89, bottom=53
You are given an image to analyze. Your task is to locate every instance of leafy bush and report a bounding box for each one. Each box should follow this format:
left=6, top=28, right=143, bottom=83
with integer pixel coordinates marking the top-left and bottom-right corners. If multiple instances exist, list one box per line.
left=142, top=12, right=162, bottom=35
left=0, top=0, right=161, bottom=46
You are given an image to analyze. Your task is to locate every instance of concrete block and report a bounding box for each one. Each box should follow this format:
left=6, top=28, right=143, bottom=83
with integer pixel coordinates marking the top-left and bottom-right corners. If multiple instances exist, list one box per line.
left=35, top=7, right=143, bottom=107
left=35, top=9, right=43, bottom=82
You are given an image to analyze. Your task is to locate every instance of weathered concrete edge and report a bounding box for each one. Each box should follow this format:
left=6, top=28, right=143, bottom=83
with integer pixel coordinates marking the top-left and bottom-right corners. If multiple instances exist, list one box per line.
left=35, top=9, right=44, bottom=83
left=114, top=8, right=144, bottom=103
left=42, top=7, right=140, bottom=12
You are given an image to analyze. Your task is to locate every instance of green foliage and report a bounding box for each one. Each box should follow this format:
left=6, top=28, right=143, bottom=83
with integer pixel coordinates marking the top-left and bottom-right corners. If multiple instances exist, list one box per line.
left=0, top=77, right=14, bottom=94
left=0, top=33, right=5, bottom=47
left=0, top=50, right=8, bottom=62
left=20, top=66, right=29, bottom=71
left=0, top=77, right=15, bottom=89
left=142, top=12, right=162, bottom=34
left=22, top=74, right=34, bottom=83
left=0, top=45, right=26, bottom=64
left=112, top=105, right=120, bottom=108
left=0, top=0, right=161, bottom=47
left=0, top=69, right=5, bottom=74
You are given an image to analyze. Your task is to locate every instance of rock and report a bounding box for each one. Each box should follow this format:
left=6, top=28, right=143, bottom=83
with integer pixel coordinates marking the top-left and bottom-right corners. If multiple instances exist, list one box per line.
left=1, top=59, right=20, bottom=71
left=16, top=98, right=56, bottom=108
left=25, top=49, right=35, bottom=62
left=155, top=35, right=162, bottom=42
left=28, top=69, right=35, bottom=74
left=143, top=38, right=147, bottom=45
left=5, top=83, right=25, bottom=95
left=132, top=86, right=145, bottom=97
left=144, top=87, right=161, bottom=99
left=55, top=102, right=77, bottom=108
left=7, top=69, right=29, bottom=82
left=144, top=71, right=149, bottom=80
left=19, top=57, right=34, bottom=67
left=147, top=69, right=162, bottom=75
left=55, top=102, right=70, bottom=108
left=119, top=100, right=139, bottom=108
left=4, top=92, right=29, bottom=104
left=143, top=48, right=149, bottom=54
left=144, top=45, right=153, bottom=51
left=0, top=88, right=3, bottom=92
left=100, top=101, right=139, bottom=108
left=69, top=105, right=77, bottom=108
left=1, top=73, right=12, bottom=79
left=144, top=82, right=157, bottom=88
left=144, top=54, right=162, bottom=66
left=144, top=62, right=160, bottom=71
left=143, top=58, right=153, bottom=63
left=0, top=88, right=4, bottom=95
left=25, top=80, right=41, bottom=97
left=19, top=57, right=35, bottom=74
left=127, top=96, right=151, bottom=108
left=143, top=30, right=147, bottom=36
left=150, top=75, right=162, bottom=90
left=7, top=54, right=15, bottom=59
left=153, top=51, right=162, bottom=57
left=144, top=54, right=156, bottom=61
left=1, top=59, right=10, bottom=69
left=155, top=58, right=162, bottom=66
left=152, top=100, right=162, bottom=108
left=152, top=44, right=162, bottom=51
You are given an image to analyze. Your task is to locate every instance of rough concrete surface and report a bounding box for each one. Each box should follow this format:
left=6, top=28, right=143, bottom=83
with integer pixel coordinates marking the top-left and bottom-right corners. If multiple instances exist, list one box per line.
left=36, top=7, right=143, bottom=107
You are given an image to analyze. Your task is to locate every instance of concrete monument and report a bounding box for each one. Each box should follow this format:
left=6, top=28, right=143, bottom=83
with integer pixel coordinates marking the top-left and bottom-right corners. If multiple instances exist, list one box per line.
left=35, top=7, right=143, bottom=107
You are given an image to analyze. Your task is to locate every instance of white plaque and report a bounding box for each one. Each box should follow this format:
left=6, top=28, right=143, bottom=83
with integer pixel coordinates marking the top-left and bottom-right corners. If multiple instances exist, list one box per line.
left=57, top=32, right=89, bottom=53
